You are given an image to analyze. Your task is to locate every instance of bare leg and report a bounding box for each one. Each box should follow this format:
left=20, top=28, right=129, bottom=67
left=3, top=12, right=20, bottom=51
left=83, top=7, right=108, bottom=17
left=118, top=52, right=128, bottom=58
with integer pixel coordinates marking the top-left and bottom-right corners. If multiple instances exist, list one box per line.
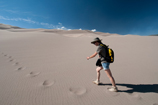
left=105, top=69, right=116, bottom=87
left=96, top=66, right=103, bottom=81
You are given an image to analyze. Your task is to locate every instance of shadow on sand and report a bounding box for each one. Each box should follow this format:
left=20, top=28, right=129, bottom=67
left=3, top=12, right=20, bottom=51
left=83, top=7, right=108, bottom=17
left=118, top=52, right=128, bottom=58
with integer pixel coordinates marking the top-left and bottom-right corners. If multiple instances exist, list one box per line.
left=99, top=83, right=158, bottom=93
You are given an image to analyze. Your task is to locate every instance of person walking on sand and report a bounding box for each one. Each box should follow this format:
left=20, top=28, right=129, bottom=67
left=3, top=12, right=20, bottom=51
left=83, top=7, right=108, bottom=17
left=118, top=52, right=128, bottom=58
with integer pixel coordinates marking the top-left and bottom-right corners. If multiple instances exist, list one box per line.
left=87, top=37, right=118, bottom=92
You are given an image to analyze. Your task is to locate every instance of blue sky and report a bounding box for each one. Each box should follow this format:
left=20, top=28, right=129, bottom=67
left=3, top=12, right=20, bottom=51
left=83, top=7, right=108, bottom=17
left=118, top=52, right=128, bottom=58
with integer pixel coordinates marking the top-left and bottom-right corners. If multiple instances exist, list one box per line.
left=0, top=0, right=158, bottom=36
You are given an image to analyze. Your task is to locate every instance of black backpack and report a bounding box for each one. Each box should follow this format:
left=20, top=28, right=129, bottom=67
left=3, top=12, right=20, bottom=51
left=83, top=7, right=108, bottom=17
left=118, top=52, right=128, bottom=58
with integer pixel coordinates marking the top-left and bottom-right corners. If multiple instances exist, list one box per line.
left=100, top=44, right=114, bottom=63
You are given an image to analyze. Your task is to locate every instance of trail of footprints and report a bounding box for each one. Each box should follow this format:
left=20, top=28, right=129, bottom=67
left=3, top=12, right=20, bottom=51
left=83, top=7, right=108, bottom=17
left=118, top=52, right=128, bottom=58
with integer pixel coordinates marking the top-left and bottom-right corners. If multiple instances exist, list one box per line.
left=1, top=53, right=25, bottom=71
left=1, top=52, right=113, bottom=96
left=0, top=53, right=138, bottom=97
left=0, top=52, right=88, bottom=96
left=1, top=52, right=56, bottom=88
left=1, top=52, right=154, bottom=104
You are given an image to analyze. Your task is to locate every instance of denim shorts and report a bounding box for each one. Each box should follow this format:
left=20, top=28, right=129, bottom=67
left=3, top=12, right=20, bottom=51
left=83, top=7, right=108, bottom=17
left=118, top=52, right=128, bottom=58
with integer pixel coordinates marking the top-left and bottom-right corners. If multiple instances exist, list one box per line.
left=101, top=62, right=110, bottom=70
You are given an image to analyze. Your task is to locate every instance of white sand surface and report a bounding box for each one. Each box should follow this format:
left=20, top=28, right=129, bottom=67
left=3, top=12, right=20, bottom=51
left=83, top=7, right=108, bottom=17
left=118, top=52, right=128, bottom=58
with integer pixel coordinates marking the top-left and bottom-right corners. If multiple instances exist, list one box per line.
left=0, top=26, right=158, bottom=105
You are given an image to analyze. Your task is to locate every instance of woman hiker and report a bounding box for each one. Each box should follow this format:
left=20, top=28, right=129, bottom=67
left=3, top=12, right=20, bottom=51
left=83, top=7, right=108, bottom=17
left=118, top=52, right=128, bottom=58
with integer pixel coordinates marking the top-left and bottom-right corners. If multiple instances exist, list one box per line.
left=87, top=37, right=118, bottom=92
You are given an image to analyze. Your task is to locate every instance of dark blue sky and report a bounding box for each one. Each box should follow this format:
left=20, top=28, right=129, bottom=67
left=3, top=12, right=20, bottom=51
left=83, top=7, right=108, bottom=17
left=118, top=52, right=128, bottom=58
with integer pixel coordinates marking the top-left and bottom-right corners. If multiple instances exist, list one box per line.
left=0, top=0, right=158, bottom=35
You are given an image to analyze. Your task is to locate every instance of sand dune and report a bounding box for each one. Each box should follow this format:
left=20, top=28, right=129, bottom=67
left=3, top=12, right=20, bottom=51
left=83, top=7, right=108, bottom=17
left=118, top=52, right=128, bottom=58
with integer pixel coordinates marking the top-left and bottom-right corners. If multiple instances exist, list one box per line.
left=0, top=23, right=21, bottom=29
left=0, top=24, right=158, bottom=105
left=7, top=29, right=45, bottom=32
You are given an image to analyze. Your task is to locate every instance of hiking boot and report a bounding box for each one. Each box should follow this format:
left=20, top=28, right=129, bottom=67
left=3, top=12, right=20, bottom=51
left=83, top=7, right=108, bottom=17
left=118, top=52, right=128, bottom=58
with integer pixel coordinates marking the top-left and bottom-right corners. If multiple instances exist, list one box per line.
left=108, top=86, right=118, bottom=92
left=93, top=80, right=100, bottom=85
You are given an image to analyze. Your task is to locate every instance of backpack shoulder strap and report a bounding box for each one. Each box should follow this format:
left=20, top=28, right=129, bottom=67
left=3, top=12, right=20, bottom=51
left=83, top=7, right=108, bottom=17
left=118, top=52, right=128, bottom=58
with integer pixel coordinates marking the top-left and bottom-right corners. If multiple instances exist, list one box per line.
left=100, top=44, right=108, bottom=48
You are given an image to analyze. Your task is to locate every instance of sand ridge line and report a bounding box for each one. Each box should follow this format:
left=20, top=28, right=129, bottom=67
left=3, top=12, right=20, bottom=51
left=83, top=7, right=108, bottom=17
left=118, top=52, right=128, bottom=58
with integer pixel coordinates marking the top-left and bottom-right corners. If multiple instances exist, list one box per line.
left=7, top=29, right=44, bottom=32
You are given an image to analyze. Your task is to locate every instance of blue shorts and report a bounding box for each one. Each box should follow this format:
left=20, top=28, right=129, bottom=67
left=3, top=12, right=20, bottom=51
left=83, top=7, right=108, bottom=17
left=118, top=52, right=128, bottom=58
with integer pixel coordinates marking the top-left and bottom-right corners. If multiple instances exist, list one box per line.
left=101, top=62, right=110, bottom=70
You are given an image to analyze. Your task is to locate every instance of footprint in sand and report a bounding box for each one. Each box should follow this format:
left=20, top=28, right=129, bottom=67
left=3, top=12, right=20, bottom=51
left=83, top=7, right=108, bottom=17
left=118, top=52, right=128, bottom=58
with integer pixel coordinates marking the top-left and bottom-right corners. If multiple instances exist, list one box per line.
left=4, top=54, right=7, bottom=57
left=8, top=56, right=12, bottom=58
left=9, top=59, right=14, bottom=62
left=126, top=93, right=142, bottom=101
left=16, top=67, right=26, bottom=71
left=69, top=87, right=87, bottom=95
left=42, top=80, right=55, bottom=87
left=131, top=93, right=142, bottom=100
left=13, top=62, right=19, bottom=66
left=153, top=103, right=158, bottom=105
left=29, top=72, right=40, bottom=77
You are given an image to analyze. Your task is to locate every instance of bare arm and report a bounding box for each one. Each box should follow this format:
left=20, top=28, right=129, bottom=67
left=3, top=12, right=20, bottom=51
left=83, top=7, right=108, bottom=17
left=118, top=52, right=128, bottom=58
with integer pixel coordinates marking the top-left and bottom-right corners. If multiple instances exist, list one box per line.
left=87, top=52, right=98, bottom=60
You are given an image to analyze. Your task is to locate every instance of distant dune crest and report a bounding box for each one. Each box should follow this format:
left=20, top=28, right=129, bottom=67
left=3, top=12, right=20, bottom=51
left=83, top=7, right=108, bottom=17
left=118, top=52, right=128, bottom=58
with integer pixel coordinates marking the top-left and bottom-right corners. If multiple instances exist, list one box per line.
left=0, top=23, right=141, bottom=36
left=0, top=23, right=21, bottom=29
left=0, top=23, right=119, bottom=36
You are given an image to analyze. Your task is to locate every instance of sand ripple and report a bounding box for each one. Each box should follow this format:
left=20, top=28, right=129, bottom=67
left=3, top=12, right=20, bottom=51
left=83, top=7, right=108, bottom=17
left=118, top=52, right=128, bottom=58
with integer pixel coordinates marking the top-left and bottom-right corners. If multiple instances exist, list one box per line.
left=69, top=87, right=87, bottom=95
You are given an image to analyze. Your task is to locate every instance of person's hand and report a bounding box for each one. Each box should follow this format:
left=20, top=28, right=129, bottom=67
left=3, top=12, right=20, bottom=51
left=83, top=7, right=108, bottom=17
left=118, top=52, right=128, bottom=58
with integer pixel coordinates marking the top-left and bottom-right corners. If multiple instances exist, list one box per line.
left=87, top=57, right=90, bottom=60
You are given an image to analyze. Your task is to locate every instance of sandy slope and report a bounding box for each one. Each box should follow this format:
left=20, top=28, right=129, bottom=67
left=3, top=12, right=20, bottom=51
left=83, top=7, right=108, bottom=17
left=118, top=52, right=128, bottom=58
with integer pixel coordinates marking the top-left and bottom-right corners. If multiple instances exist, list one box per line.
left=0, top=23, right=21, bottom=29
left=0, top=27, right=158, bottom=105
